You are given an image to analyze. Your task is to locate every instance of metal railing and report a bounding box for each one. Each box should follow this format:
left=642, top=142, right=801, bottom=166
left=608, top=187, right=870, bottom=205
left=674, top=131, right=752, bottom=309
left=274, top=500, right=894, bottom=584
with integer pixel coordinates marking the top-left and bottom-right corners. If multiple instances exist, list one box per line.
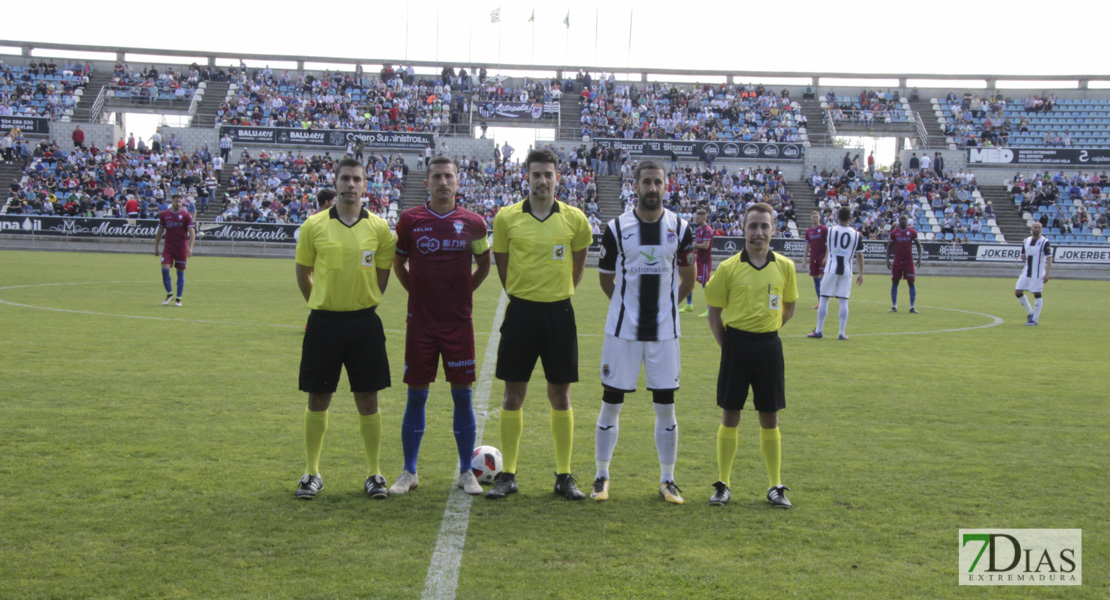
left=88, top=85, right=107, bottom=123
left=913, top=107, right=930, bottom=148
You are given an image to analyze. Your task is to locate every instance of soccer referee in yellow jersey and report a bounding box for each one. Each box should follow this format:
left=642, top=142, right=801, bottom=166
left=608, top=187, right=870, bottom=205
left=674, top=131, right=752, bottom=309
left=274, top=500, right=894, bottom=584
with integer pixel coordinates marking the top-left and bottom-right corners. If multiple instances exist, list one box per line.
left=704, top=202, right=798, bottom=508
left=485, top=148, right=593, bottom=501
left=293, top=157, right=397, bottom=501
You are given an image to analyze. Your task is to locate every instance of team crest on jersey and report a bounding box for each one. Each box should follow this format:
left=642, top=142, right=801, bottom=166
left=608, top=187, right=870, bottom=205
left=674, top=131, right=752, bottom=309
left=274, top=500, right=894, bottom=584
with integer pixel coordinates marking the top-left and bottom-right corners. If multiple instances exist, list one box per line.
left=602, top=364, right=611, bottom=378
left=553, top=245, right=566, bottom=260
left=666, top=228, right=676, bottom=242
left=453, top=221, right=464, bottom=235
left=599, top=245, right=606, bottom=259
left=362, top=250, right=375, bottom=267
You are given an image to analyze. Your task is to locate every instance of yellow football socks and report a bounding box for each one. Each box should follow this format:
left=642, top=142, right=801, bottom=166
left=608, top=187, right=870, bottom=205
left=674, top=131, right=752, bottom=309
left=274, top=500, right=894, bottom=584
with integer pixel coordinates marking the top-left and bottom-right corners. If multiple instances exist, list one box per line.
left=499, top=408, right=523, bottom=474
left=358, top=412, right=382, bottom=477
left=551, top=408, right=574, bottom=475
left=760, top=427, right=782, bottom=488
left=304, top=409, right=328, bottom=475
left=716, top=424, right=739, bottom=487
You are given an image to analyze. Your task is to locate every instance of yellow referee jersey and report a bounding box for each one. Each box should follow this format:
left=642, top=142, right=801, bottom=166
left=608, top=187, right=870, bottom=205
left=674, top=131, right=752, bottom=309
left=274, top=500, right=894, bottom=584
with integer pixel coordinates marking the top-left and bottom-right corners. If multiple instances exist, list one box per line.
left=705, top=251, right=798, bottom=333
left=295, top=207, right=396, bottom=311
left=492, top=199, right=592, bottom=302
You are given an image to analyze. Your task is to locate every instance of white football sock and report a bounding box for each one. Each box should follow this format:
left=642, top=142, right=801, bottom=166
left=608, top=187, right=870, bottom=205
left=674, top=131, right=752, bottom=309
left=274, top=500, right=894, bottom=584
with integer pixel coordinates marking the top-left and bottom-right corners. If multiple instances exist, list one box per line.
left=1019, top=295, right=1033, bottom=316
left=653, top=402, right=678, bottom=483
left=1033, top=297, right=1043, bottom=322
left=815, top=297, right=830, bottom=334
left=838, top=300, right=850, bottom=337
left=594, top=401, right=622, bottom=479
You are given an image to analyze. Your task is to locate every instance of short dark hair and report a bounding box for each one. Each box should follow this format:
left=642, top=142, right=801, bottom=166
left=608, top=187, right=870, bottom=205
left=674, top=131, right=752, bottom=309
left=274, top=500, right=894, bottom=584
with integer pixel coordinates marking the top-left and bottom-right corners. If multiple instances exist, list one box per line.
left=427, top=155, right=458, bottom=173
left=334, top=156, right=364, bottom=176
left=317, top=189, right=336, bottom=204
left=695, top=209, right=707, bottom=217
left=744, top=202, right=774, bottom=219
left=171, top=194, right=182, bottom=201
left=838, top=206, right=852, bottom=222
left=634, top=159, right=666, bottom=182
left=524, top=148, right=559, bottom=172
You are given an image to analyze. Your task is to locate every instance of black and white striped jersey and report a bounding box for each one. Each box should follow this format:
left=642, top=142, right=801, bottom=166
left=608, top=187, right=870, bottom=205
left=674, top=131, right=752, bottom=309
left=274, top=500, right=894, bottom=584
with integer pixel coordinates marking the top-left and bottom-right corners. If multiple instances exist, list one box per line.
left=826, top=224, right=864, bottom=277
left=598, top=209, right=695, bottom=341
left=1021, top=235, right=1052, bottom=279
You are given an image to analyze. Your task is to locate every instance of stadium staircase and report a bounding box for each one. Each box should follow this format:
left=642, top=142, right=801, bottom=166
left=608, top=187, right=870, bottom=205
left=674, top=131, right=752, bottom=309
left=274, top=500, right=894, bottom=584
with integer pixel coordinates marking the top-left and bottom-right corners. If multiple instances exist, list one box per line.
left=558, top=98, right=581, bottom=141
left=594, top=174, right=623, bottom=222
left=400, top=174, right=428, bottom=211
left=76, top=71, right=115, bottom=123
left=909, top=100, right=947, bottom=149
left=194, top=163, right=237, bottom=222
left=797, top=100, right=829, bottom=146
left=979, top=185, right=1023, bottom=243
left=1, top=162, right=24, bottom=194
left=784, top=180, right=819, bottom=225
left=191, top=81, right=230, bottom=128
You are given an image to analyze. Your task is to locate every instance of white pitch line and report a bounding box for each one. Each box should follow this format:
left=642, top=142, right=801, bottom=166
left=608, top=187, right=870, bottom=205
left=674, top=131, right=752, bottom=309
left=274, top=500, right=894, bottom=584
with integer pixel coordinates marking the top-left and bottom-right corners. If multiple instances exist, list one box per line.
left=0, top=282, right=1004, bottom=338
left=421, top=290, right=507, bottom=600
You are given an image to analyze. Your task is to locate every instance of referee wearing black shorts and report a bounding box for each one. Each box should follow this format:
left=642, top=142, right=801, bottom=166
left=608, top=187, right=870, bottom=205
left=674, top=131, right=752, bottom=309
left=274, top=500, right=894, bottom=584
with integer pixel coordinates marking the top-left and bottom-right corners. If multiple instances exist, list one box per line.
left=293, top=157, right=397, bottom=501
left=485, top=148, right=593, bottom=501
left=704, top=202, right=798, bottom=508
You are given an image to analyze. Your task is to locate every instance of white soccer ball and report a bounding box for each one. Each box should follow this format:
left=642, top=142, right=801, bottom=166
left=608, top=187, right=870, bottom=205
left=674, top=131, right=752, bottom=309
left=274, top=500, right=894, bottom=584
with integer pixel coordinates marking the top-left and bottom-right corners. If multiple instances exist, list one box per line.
left=470, top=445, right=503, bottom=484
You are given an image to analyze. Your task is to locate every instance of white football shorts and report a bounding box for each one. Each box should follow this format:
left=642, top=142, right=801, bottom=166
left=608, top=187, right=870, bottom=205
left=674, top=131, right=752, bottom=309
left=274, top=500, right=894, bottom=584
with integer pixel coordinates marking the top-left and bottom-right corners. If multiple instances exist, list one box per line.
left=599, top=335, right=681, bottom=392
left=1015, top=274, right=1045, bottom=293
left=819, top=271, right=854, bottom=299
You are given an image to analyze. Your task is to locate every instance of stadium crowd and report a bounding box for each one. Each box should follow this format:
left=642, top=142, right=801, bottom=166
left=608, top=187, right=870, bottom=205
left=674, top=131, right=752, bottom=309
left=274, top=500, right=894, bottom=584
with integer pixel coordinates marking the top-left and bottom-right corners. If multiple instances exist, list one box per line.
left=822, top=88, right=908, bottom=128
left=577, top=81, right=806, bottom=142
left=4, top=137, right=222, bottom=219
left=216, top=65, right=476, bottom=134
left=806, top=158, right=991, bottom=242
left=0, top=61, right=89, bottom=120
left=1010, top=170, right=1109, bottom=236
left=108, top=62, right=201, bottom=103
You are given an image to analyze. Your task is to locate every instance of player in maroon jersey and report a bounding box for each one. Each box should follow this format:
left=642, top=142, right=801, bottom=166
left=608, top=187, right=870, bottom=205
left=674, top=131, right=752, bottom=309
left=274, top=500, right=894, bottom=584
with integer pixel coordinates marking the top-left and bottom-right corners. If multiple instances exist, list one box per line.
left=153, top=194, right=195, bottom=306
left=887, top=214, right=923, bottom=313
left=681, top=209, right=714, bottom=316
left=388, top=156, right=492, bottom=496
left=801, top=212, right=827, bottom=309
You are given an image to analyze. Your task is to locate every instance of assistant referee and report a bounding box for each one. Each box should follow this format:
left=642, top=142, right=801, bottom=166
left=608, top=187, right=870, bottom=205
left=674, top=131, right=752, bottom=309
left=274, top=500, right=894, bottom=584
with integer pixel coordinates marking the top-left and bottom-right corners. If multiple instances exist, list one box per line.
left=704, top=202, right=798, bottom=509
left=485, top=148, right=593, bottom=501
left=293, top=156, right=397, bottom=501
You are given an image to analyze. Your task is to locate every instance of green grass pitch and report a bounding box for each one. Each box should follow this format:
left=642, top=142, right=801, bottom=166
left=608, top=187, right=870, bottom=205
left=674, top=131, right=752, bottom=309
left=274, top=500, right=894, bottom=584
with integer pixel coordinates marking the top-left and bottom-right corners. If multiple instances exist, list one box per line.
left=0, top=250, right=1106, bottom=599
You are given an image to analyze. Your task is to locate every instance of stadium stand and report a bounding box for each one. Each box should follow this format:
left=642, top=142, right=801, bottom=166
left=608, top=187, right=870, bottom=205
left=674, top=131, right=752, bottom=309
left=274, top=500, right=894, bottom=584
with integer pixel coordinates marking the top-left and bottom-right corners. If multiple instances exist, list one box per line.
left=1008, top=171, right=1109, bottom=245
left=3, top=41, right=1110, bottom=249
left=215, top=67, right=473, bottom=134
left=821, top=89, right=911, bottom=128
left=936, top=92, right=1110, bottom=149
left=106, top=62, right=201, bottom=105
left=0, top=61, right=88, bottom=121
left=806, top=165, right=1003, bottom=243
left=577, top=82, right=807, bottom=144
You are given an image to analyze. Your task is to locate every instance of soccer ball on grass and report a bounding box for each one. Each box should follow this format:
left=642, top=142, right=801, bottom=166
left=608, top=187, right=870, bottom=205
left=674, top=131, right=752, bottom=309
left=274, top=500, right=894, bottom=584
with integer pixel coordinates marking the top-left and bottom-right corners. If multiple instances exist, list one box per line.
left=471, top=445, right=503, bottom=484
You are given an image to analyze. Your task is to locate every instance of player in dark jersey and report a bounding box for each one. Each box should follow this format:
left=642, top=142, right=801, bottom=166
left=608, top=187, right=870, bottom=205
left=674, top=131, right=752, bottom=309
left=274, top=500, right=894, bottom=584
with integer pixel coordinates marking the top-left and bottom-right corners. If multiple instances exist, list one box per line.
left=886, top=214, right=923, bottom=313
left=153, top=194, right=195, bottom=306
left=801, top=212, right=827, bottom=310
left=389, top=156, right=491, bottom=496
left=681, top=209, right=714, bottom=316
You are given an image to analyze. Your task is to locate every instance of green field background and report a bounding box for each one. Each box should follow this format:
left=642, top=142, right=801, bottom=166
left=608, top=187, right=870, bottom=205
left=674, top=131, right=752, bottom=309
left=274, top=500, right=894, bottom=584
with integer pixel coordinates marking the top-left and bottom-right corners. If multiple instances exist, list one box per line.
left=0, top=250, right=1106, bottom=599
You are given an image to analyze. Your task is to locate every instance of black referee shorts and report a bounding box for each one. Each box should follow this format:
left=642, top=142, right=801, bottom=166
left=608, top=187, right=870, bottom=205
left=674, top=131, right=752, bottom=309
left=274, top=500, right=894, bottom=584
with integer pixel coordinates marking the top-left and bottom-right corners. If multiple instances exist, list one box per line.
left=496, top=296, right=578, bottom=384
left=299, top=308, right=391, bottom=394
left=716, top=328, right=785, bottom=413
